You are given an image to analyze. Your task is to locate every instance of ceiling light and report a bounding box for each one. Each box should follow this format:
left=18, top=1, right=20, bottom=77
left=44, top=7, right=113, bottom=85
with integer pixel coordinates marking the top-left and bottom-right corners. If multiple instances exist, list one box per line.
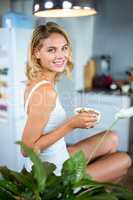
left=44, top=1, right=54, bottom=9
left=34, top=4, right=40, bottom=12
left=62, top=1, right=72, bottom=9
left=33, top=0, right=97, bottom=18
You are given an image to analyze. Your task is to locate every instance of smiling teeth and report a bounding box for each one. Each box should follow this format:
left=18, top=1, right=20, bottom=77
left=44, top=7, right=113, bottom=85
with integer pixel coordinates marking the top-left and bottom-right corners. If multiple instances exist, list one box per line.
left=55, top=62, right=63, bottom=64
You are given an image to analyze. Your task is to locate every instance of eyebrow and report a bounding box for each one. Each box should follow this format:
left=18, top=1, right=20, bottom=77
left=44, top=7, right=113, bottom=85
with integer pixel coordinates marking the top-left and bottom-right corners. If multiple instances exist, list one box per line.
left=47, top=43, right=68, bottom=48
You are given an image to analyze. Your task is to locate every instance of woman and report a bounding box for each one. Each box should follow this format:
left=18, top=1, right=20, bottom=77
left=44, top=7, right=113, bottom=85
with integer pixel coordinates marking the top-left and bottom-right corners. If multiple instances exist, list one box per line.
left=22, top=22, right=131, bottom=182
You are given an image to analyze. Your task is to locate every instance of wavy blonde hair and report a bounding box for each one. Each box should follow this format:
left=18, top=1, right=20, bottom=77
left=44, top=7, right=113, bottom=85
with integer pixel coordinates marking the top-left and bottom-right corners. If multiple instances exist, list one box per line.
left=26, top=22, right=74, bottom=82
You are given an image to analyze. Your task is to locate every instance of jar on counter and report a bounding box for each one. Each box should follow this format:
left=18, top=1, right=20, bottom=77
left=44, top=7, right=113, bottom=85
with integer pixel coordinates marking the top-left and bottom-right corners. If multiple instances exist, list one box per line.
left=121, top=84, right=130, bottom=94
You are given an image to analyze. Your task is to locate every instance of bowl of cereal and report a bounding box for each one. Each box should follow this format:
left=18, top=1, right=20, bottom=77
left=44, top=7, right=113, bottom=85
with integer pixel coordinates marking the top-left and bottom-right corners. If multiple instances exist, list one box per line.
left=74, top=107, right=101, bottom=123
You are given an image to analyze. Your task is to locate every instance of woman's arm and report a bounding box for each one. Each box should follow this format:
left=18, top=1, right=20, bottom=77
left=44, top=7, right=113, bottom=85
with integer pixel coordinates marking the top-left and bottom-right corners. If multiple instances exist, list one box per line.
left=33, top=117, right=73, bottom=152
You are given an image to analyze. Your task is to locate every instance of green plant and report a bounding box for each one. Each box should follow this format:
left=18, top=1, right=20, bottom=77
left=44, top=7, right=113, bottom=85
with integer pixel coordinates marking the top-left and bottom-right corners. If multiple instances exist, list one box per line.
left=0, top=142, right=133, bottom=200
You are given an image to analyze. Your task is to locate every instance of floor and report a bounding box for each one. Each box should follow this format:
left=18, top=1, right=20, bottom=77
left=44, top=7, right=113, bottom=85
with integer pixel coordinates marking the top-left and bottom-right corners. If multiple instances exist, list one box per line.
left=120, top=155, right=133, bottom=191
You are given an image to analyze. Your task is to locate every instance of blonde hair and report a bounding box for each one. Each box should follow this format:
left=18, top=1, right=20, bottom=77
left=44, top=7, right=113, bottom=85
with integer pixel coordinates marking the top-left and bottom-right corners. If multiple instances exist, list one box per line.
left=26, top=22, right=74, bottom=82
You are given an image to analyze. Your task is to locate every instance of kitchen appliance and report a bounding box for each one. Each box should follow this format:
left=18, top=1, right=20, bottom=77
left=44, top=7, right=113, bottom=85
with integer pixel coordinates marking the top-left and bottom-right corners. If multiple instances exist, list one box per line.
left=0, top=28, right=32, bottom=171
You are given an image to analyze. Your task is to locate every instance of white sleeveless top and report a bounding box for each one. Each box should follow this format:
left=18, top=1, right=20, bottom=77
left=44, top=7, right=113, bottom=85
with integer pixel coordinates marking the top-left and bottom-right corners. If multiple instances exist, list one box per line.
left=24, top=80, right=70, bottom=175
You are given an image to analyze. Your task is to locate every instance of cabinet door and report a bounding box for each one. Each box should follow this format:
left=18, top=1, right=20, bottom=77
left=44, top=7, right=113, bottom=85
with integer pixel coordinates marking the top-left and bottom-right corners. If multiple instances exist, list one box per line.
left=65, top=92, right=131, bottom=152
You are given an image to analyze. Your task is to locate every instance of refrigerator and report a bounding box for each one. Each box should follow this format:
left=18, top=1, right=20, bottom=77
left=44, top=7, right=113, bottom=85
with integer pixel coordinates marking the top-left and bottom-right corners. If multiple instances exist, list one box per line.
left=0, top=28, right=33, bottom=171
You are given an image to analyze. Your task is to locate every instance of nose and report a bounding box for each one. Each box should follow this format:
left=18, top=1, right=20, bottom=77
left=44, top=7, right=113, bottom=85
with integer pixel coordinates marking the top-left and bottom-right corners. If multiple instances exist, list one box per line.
left=55, top=49, right=64, bottom=59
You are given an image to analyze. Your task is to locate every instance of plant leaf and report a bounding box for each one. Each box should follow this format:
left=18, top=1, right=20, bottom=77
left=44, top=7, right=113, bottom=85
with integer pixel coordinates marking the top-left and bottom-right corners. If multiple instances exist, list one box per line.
left=0, top=166, right=16, bottom=182
left=76, top=192, right=118, bottom=200
left=42, top=175, right=64, bottom=200
left=61, top=151, right=87, bottom=186
left=112, top=187, right=133, bottom=200
left=10, top=170, right=36, bottom=192
left=0, top=165, right=37, bottom=194
left=89, top=193, right=118, bottom=200
left=17, top=141, right=47, bottom=193
left=0, top=180, right=20, bottom=195
left=0, top=186, right=16, bottom=200
left=42, top=161, right=56, bottom=177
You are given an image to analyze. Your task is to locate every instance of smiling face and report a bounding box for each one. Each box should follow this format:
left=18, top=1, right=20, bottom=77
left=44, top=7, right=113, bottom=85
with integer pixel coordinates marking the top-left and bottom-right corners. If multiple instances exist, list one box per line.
left=34, top=32, right=70, bottom=74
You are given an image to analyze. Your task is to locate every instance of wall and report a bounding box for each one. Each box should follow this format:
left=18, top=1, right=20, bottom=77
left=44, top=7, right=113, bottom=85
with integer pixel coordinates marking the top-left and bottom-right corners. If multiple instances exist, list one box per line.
left=10, top=0, right=32, bottom=15
left=0, top=0, right=10, bottom=25
left=93, top=0, right=133, bottom=80
left=0, top=0, right=10, bottom=15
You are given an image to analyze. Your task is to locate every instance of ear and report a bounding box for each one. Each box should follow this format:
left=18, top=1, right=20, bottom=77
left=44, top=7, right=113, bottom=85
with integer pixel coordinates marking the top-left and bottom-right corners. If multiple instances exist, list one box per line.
left=34, top=48, right=41, bottom=59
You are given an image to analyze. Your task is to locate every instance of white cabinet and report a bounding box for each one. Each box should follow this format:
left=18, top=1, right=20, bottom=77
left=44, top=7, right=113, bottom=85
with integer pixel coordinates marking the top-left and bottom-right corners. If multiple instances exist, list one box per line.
left=65, top=92, right=131, bottom=152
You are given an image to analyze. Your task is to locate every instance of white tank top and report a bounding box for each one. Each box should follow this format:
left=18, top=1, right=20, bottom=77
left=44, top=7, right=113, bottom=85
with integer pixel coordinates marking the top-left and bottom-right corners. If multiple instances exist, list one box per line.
left=24, top=80, right=70, bottom=175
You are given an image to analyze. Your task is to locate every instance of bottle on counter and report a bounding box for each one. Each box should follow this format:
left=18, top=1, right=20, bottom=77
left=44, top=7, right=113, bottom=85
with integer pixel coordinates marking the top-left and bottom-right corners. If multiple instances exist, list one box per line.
left=100, top=55, right=111, bottom=76
left=84, top=58, right=96, bottom=91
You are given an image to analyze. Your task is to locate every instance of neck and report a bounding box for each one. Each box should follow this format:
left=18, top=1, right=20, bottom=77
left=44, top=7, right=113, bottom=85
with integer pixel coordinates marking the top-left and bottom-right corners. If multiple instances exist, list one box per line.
left=41, top=71, right=57, bottom=85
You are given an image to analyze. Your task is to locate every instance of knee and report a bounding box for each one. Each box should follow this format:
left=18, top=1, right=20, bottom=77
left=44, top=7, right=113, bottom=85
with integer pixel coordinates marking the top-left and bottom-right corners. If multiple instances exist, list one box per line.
left=123, top=153, right=132, bottom=169
left=117, top=152, right=132, bottom=171
left=108, top=131, right=119, bottom=153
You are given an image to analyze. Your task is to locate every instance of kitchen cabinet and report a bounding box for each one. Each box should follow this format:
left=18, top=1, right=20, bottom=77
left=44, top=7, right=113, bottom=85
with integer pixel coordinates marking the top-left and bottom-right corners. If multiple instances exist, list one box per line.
left=65, top=92, right=132, bottom=152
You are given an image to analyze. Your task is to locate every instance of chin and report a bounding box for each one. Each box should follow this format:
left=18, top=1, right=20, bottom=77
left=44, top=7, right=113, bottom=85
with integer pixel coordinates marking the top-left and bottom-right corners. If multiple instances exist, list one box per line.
left=53, top=67, right=65, bottom=73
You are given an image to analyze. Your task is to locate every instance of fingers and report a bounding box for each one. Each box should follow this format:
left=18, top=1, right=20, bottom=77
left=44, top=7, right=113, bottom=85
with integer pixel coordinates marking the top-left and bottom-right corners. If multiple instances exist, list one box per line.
left=85, top=122, right=96, bottom=129
left=79, top=112, right=97, bottom=123
left=75, top=112, right=98, bottom=129
left=80, top=112, right=98, bottom=118
left=85, top=115, right=97, bottom=122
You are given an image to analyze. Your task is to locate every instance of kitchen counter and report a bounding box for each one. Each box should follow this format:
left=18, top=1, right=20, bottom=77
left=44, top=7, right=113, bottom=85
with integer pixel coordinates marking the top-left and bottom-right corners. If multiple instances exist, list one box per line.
left=77, top=89, right=133, bottom=97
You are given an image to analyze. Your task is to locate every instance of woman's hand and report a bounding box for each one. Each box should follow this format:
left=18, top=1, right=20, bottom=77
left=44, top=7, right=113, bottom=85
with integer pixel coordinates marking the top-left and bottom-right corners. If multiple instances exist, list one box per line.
left=68, top=111, right=98, bottom=129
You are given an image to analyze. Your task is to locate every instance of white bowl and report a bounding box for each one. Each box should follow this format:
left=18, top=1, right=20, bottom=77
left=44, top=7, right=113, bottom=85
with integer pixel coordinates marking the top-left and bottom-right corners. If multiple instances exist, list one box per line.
left=74, top=107, right=101, bottom=123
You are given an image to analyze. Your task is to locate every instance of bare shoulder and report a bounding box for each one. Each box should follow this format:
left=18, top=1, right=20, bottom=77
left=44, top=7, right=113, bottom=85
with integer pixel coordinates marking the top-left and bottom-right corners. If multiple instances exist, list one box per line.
left=25, top=81, right=57, bottom=114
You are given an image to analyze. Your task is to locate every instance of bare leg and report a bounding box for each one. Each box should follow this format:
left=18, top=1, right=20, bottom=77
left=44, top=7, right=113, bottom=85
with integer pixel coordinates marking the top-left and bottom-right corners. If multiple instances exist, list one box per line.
left=86, top=152, right=131, bottom=182
left=67, top=131, right=132, bottom=182
left=68, top=131, right=119, bottom=161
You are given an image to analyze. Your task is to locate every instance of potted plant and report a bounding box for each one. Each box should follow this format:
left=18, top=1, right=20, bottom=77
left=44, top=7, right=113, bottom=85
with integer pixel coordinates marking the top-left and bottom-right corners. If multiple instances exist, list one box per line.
left=0, top=141, right=133, bottom=200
